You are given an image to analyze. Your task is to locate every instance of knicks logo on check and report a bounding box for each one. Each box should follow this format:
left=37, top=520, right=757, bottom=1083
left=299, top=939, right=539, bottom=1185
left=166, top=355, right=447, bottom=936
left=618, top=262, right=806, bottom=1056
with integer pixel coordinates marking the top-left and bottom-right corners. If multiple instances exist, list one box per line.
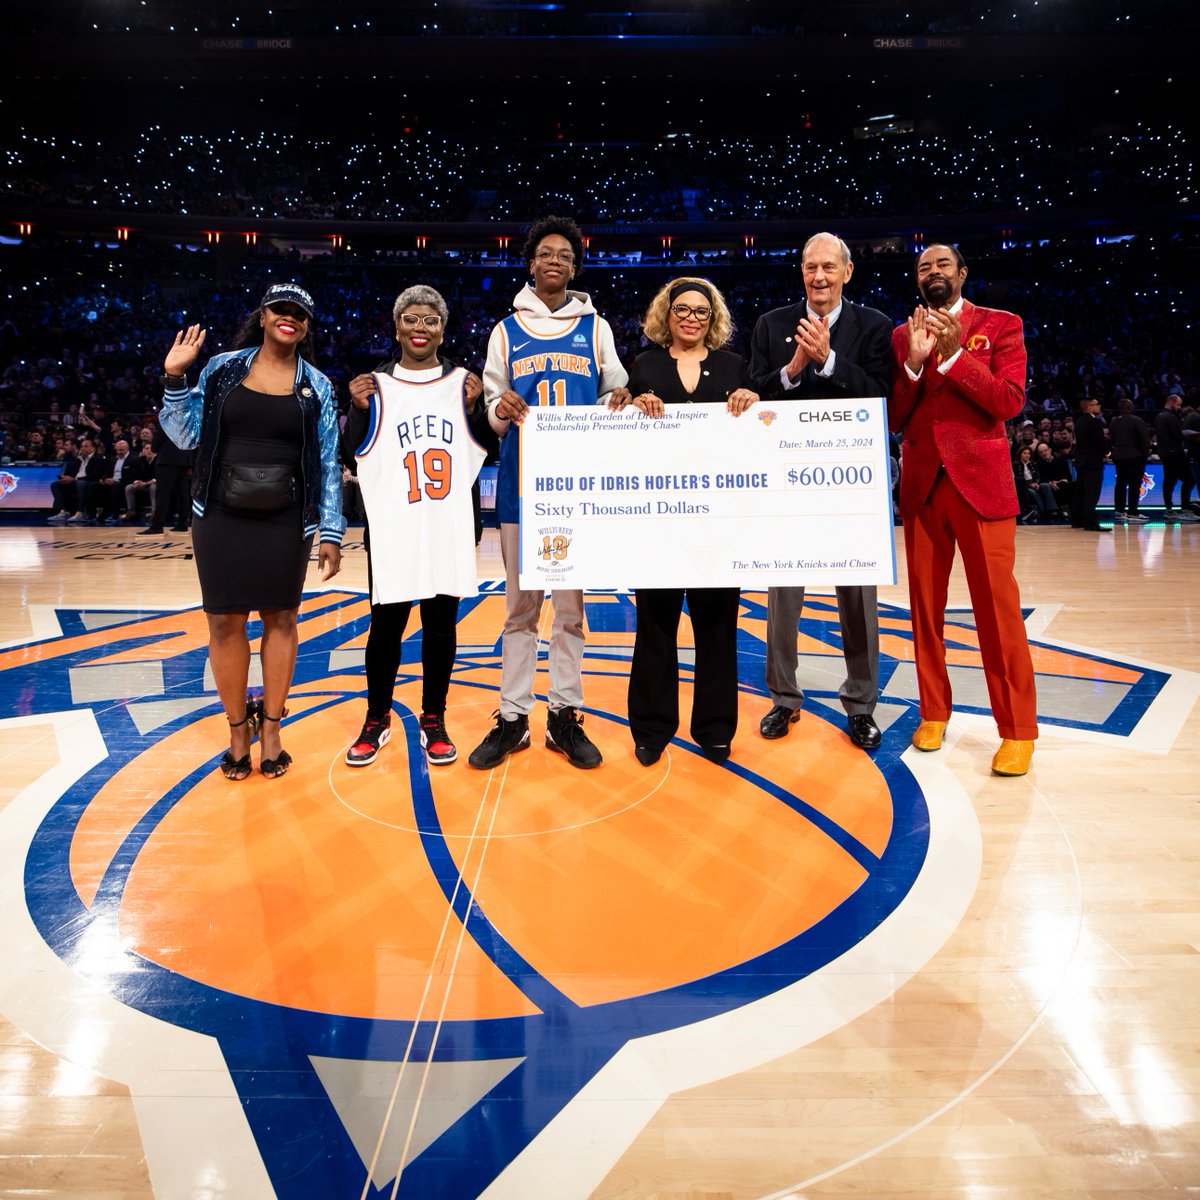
left=0, top=589, right=1173, bottom=1198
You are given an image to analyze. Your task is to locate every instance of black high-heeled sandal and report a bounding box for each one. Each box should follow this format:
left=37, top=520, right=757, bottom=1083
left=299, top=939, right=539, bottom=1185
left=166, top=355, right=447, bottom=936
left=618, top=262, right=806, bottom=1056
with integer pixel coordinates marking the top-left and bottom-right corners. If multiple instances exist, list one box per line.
left=259, top=707, right=291, bottom=779
left=220, top=713, right=253, bottom=781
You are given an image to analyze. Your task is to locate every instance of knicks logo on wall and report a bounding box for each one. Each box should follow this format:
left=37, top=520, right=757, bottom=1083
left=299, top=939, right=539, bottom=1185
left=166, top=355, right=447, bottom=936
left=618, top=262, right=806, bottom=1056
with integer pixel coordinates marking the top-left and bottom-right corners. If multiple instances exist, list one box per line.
left=0, top=588, right=1180, bottom=1199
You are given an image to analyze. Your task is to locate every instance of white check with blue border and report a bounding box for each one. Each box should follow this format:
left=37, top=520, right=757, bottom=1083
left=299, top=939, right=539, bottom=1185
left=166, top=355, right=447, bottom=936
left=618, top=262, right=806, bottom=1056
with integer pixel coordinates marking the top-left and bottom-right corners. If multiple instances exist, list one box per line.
left=517, top=397, right=897, bottom=590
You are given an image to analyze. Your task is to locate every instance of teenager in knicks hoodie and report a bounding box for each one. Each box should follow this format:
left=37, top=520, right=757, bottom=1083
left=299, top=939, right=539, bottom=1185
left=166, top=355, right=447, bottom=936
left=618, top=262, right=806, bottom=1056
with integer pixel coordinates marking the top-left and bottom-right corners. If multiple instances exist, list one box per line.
left=468, top=215, right=631, bottom=772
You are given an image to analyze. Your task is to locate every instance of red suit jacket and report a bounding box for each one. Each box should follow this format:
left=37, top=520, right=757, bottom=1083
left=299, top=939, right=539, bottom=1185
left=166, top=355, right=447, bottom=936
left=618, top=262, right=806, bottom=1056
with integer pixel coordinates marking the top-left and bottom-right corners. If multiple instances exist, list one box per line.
left=888, top=301, right=1027, bottom=520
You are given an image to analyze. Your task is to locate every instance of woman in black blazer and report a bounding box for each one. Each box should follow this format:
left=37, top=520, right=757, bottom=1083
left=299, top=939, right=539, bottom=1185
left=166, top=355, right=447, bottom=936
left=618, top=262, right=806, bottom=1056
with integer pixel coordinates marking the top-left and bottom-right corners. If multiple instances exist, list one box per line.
left=624, top=277, right=759, bottom=765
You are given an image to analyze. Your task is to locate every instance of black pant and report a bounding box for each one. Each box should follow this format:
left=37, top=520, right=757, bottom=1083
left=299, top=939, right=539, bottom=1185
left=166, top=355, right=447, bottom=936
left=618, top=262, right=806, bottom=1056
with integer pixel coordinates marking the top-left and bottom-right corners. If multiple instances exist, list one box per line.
left=628, top=587, right=741, bottom=753
left=342, top=478, right=365, bottom=523
left=98, top=480, right=128, bottom=520
left=1015, top=474, right=1041, bottom=519
left=1188, top=453, right=1200, bottom=507
left=50, top=478, right=77, bottom=515
left=1160, top=451, right=1192, bottom=509
left=1113, top=457, right=1147, bottom=514
left=365, top=593, right=460, bottom=719
left=1072, top=462, right=1104, bottom=527
left=152, top=463, right=191, bottom=528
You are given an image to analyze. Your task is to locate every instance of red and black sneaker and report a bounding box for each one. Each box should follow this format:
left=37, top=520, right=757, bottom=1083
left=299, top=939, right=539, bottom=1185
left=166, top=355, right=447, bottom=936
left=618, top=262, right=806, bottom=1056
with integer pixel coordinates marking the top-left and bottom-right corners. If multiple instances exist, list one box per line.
left=419, top=712, right=457, bottom=765
left=345, top=714, right=391, bottom=767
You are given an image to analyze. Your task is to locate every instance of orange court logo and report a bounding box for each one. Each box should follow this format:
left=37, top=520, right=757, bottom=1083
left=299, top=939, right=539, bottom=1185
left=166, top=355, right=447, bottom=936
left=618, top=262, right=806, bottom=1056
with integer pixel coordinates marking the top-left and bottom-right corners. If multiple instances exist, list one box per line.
left=0, top=587, right=1176, bottom=1199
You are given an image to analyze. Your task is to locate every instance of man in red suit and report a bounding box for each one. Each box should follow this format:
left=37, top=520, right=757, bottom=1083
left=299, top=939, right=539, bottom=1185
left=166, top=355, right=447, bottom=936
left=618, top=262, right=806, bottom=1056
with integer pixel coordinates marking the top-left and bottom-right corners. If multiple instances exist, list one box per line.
left=888, top=244, right=1038, bottom=776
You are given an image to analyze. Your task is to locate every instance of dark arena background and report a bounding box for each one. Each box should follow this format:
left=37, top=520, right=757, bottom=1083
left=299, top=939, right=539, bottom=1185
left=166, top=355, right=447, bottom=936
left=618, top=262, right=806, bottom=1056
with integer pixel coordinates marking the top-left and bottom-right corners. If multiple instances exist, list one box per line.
left=0, top=4, right=1198, bottom=1200
left=2, top=0, right=1195, bottom=401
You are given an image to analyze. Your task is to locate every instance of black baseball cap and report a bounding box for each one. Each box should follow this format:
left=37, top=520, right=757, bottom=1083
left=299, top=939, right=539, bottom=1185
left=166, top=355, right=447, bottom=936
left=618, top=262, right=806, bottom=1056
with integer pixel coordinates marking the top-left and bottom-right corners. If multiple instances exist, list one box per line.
left=260, top=283, right=314, bottom=318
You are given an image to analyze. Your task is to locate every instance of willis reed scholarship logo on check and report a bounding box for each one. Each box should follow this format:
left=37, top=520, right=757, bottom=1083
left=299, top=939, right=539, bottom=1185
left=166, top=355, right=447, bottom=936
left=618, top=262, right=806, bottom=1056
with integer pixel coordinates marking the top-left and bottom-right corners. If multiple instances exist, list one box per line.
left=533, top=525, right=576, bottom=580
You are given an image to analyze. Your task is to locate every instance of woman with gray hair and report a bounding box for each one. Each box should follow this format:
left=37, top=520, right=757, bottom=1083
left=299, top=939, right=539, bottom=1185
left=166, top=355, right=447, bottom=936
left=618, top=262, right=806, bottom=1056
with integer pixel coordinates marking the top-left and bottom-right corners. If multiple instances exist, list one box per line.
left=340, top=285, right=490, bottom=767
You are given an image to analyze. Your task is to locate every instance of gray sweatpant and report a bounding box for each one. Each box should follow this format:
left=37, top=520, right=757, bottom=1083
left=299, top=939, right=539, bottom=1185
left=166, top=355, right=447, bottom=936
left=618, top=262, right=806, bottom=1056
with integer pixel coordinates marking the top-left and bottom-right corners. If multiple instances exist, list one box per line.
left=498, top=522, right=586, bottom=719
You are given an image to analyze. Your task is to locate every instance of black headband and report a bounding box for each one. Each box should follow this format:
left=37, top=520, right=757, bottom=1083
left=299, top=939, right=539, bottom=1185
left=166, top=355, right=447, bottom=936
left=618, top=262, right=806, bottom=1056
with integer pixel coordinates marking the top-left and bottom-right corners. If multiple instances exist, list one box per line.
left=668, top=281, right=714, bottom=308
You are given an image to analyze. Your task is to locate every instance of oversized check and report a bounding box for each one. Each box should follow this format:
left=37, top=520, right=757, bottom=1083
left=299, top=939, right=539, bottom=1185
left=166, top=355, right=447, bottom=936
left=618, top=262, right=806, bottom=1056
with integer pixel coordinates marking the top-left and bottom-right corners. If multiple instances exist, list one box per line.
left=517, top=397, right=897, bottom=590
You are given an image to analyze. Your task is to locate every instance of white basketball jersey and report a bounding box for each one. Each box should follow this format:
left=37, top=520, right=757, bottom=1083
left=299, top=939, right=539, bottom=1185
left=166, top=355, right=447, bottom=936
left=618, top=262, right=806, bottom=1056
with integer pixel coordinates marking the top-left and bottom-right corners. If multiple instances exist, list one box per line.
left=354, top=367, right=486, bottom=604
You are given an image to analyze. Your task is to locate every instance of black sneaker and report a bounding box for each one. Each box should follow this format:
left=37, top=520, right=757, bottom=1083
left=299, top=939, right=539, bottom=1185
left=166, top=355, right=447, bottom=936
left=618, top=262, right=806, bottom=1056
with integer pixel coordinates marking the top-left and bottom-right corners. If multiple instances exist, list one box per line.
left=419, top=712, right=457, bottom=765
left=468, top=712, right=530, bottom=769
left=345, top=714, right=391, bottom=766
left=545, top=706, right=602, bottom=769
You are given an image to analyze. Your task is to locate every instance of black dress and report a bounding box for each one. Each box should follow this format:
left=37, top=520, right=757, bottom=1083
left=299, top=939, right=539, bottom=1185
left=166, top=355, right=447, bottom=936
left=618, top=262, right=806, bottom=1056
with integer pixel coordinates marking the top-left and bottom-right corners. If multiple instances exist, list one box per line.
left=625, top=346, right=750, bottom=758
left=191, top=383, right=313, bottom=614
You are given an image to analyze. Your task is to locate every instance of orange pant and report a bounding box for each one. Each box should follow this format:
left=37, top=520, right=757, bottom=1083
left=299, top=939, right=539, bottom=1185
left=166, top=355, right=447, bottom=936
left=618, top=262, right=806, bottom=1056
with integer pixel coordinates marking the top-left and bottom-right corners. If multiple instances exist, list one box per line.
left=903, top=472, right=1038, bottom=740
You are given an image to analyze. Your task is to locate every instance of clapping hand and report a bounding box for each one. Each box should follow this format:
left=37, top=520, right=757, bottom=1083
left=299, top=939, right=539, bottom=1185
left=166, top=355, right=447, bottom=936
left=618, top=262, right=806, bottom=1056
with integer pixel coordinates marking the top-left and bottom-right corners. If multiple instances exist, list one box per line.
left=925, top=306, right=963, bottom=360
left=784, top=323, right=811, bottom=382
left=905, top=306, right=937, bottom=373
left=795, top=314, right=831, bottom=368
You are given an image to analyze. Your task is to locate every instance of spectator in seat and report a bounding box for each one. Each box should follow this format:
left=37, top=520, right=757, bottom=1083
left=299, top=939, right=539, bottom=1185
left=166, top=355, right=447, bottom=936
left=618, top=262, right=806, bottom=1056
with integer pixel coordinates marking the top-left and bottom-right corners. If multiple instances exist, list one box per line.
left=1034, top=440, right=1073, bottom=521
left=124, top=438, right=157, bottom=521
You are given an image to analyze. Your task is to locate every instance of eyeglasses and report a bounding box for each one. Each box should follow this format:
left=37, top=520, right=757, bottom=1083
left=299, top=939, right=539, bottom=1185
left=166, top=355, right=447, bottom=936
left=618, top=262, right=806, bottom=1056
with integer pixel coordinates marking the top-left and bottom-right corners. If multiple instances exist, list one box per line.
left=534, top=249, right=575, bottom=264
left=670, top=304, right=712, bottom=322
left=398, top=313, right=444, bottom=329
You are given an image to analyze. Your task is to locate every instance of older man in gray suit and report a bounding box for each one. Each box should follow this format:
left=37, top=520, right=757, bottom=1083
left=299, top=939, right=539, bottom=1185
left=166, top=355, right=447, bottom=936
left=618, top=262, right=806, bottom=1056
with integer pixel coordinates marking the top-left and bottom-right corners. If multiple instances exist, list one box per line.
left=749, top=232, right=892, bottom=750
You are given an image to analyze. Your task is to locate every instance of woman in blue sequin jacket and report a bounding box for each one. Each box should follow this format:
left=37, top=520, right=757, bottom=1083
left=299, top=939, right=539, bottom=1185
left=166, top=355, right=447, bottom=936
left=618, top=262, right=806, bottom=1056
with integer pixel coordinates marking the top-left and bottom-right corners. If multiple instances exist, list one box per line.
left=159, top=283, right=345, bottom=780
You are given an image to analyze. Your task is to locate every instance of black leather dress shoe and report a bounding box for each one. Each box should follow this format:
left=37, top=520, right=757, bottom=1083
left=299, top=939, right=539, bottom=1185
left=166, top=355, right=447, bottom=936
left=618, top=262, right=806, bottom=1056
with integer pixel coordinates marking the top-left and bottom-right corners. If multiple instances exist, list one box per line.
left=759, top=705, right=801, bottom=739
left=634, top=744, right=662, bottom=766
left=848, top=713, right=882, bottom=750
left=700, top=743, right=730, bottom=764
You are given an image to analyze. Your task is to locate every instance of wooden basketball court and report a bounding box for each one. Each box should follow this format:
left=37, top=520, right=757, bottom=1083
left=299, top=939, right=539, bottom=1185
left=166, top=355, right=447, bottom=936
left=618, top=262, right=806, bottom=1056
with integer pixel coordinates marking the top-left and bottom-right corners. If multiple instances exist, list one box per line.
left=1, top=520, right=1196, bottom=1199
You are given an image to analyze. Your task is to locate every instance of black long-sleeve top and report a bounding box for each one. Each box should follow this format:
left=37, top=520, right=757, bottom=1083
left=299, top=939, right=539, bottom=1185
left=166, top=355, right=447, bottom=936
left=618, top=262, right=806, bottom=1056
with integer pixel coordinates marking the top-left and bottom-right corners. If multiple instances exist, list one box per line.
left=627, top=344, right=751, bottom=405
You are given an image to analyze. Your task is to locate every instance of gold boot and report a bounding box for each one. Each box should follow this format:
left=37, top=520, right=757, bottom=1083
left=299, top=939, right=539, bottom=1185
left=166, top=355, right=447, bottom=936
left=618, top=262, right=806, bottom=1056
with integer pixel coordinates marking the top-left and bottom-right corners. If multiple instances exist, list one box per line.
left=911, top=720, right=948, bottom=752
left=991, top=739, right=1034, bottom=776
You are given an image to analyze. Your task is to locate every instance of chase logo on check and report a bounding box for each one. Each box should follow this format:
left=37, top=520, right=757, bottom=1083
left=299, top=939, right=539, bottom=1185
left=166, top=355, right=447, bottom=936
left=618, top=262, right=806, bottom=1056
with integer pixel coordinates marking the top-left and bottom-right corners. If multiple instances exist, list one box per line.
left=795, top=408, right=857, bottom=423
